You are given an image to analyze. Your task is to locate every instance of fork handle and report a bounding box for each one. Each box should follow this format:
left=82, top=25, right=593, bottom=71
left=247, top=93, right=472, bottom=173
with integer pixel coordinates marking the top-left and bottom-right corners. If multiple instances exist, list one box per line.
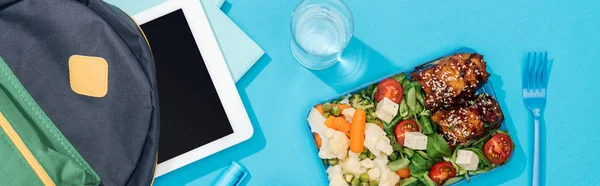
left=533, top=114, right=544, bottom=186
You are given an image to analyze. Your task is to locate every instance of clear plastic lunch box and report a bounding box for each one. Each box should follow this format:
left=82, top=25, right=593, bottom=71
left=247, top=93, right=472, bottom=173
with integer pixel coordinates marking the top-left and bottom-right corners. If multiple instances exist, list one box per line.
left=303, top=47, right=510, bottom=185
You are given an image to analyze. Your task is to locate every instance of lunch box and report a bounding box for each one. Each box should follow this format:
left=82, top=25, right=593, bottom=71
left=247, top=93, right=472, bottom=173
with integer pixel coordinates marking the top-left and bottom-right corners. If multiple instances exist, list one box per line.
left=303, top=47, right=511, bottom=185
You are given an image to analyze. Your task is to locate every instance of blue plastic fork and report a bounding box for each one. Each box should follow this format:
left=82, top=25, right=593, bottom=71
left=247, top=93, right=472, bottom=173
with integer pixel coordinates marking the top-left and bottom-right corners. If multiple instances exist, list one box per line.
left=523, top=52, right=550, bottom=186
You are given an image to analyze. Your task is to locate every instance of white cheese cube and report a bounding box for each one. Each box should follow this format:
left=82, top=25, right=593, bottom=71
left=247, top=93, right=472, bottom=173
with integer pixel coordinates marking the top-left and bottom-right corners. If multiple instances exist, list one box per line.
left=375, top=98, right=399, bottom=123
left=342, top=108, right=356, bottom=123
left=404, top=132, right=428, bottom=150
left=456, top=150, right=479, bottom=170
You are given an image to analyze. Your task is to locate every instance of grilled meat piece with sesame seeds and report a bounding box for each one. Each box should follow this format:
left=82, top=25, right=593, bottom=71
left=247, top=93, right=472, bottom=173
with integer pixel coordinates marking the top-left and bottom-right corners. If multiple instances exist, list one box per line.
left=475, top=93, right=504, bottom=128
left=431, top=107, right=484, bottom=147
left=431, top=93, right=503, bottom=147
left=411, top=53, right=490, bottom=110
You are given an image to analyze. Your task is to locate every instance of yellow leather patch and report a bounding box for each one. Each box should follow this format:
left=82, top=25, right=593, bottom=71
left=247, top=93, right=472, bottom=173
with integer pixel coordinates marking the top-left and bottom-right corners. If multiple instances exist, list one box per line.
left=69, top=55, right=108, bottom=98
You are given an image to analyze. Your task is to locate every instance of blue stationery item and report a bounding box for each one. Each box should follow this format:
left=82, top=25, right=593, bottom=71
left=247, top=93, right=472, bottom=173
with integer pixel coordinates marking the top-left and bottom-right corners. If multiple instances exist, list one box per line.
left=211, top=0, right=226, bottom=7
left=105, top=0, right=264, bottom=82
left=201, top=0, right=265, bottom=82
left=212, top=161, right=249, bottom=186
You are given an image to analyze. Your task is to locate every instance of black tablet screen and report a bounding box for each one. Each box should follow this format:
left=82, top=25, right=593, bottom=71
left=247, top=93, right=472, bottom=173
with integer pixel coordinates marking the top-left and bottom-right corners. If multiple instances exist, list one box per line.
left=140, top=9, right=234, bottom=163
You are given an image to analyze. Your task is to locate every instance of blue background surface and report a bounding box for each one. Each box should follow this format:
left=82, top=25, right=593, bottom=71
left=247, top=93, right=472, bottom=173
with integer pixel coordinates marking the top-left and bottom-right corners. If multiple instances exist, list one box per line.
left=107, top=0, right=600, bottom=185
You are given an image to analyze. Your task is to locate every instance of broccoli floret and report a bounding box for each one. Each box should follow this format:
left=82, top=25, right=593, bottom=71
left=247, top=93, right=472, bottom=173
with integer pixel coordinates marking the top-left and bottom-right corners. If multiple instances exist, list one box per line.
left=366, top=111, right=379, bottom=123
left=349, top=94, right=375, bottom=111
left=349, top=93, right=379, bottom=123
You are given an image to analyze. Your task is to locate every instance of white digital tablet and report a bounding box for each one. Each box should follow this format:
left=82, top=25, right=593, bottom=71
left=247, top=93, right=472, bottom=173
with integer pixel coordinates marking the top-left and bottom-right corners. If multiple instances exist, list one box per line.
left=133, top=0, right=254, bottom=177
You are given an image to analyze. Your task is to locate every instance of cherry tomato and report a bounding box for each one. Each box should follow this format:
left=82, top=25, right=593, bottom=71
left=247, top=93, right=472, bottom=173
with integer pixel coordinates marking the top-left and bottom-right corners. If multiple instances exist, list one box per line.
left=394, top=120, right=420, bottom=146
left=374, top=78, right=403, bottom=103
left=483, top=133, right=514, bottom=164
left=429, top=161, right=456, bottom=185
left=396, top=167, right=411, bottom=178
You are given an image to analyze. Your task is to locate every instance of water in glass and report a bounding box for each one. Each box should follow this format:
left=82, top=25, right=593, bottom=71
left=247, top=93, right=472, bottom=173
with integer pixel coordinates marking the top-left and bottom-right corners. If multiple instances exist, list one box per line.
left=291, top=0, right=353, bottom=70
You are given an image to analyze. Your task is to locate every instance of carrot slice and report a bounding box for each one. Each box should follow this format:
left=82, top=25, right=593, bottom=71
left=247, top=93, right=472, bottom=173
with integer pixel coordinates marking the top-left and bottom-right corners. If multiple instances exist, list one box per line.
left=378, top=121, right=384, bottom=130
left=315, top=104, right=324, bottom=114
left=333, top=117, right=351, bottom=137
left=350, top=110, right=366, bottom=153
left=396, top=167, right=411, bottom=178
left=313, top=132, right=322, bottom=149
left=325, top=116, right=336, bottom=129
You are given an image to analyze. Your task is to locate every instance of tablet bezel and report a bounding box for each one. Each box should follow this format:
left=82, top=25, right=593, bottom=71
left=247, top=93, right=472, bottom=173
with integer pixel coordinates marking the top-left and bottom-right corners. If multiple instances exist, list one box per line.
left=134, top=0, right=254, bottom=177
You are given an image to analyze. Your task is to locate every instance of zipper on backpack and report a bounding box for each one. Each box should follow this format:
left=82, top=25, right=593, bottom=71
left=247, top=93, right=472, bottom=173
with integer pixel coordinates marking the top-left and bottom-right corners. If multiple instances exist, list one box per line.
left=0, top=112, right=55, bottom=186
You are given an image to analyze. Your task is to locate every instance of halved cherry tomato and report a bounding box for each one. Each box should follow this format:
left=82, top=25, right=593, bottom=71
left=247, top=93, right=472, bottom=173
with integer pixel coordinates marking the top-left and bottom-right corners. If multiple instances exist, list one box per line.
left=429, top=161, right=456, bottom=185
left=396, top=167, right=411, bottom=178
left=394, top=120, right=420, bottom=146
left=483, top=133, right=514, bottom=164
left=374, top=78, right=403, bottom=103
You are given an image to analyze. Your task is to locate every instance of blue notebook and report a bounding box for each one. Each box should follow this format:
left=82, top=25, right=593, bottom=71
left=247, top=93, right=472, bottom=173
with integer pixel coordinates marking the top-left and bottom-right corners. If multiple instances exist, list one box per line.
left=106, top=0, right=265, bottom=82
left=201, top=0, right=264, bottom=82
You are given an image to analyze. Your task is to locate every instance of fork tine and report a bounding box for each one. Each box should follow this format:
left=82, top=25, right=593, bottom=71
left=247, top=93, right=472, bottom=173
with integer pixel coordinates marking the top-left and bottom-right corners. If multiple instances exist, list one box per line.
left=535, top=52, right=545, bottom=90
left=523, top=52, right=531, bottom=90
left=541, top=51, right=549, bottom=89
left=528, top=52, right=536, bottom=90
left=529, top=52, right=537, bottom=90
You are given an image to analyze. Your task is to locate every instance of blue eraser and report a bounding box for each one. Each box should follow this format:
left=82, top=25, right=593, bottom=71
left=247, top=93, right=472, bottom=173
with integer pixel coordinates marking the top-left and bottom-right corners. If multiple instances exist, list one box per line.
left=212, top=161, right=249, bottom=186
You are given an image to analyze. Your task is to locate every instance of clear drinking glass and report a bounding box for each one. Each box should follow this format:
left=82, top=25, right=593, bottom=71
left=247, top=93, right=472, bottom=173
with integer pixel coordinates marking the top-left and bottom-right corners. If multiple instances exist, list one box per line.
left=291, top=0, right=354, bottom=70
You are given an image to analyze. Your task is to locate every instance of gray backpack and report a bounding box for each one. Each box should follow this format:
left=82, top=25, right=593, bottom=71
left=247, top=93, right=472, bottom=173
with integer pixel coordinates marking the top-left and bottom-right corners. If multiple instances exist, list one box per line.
left=0, top=0, right=159, bottom=185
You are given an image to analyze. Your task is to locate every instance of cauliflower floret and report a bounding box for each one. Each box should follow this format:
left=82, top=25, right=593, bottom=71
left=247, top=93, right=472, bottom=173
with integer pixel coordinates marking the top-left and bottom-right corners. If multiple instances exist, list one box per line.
left=342, top=108, right=356, bottom=123
left=373, top=156, right=400, bottom=186
left=367, top=168, right=381, bottom=180
left=339, top=151, right=366, bottom=177
left=348, top=151, right=359, bottom=158
left=364, top=123, right=394, bottom=157
left=375, top=136, right=394, bottom=155
left=326, top=165, right=349, bottom=186
left=318, top=128, right=349, bottom=160
left=360, top=158, right=374, bottom=169
left=340, top=94, right=351, bottom=104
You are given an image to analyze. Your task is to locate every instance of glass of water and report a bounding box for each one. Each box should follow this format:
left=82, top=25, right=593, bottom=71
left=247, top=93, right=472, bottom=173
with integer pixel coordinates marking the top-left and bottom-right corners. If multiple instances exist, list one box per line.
left=291, top=0, right=354, bottom=70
